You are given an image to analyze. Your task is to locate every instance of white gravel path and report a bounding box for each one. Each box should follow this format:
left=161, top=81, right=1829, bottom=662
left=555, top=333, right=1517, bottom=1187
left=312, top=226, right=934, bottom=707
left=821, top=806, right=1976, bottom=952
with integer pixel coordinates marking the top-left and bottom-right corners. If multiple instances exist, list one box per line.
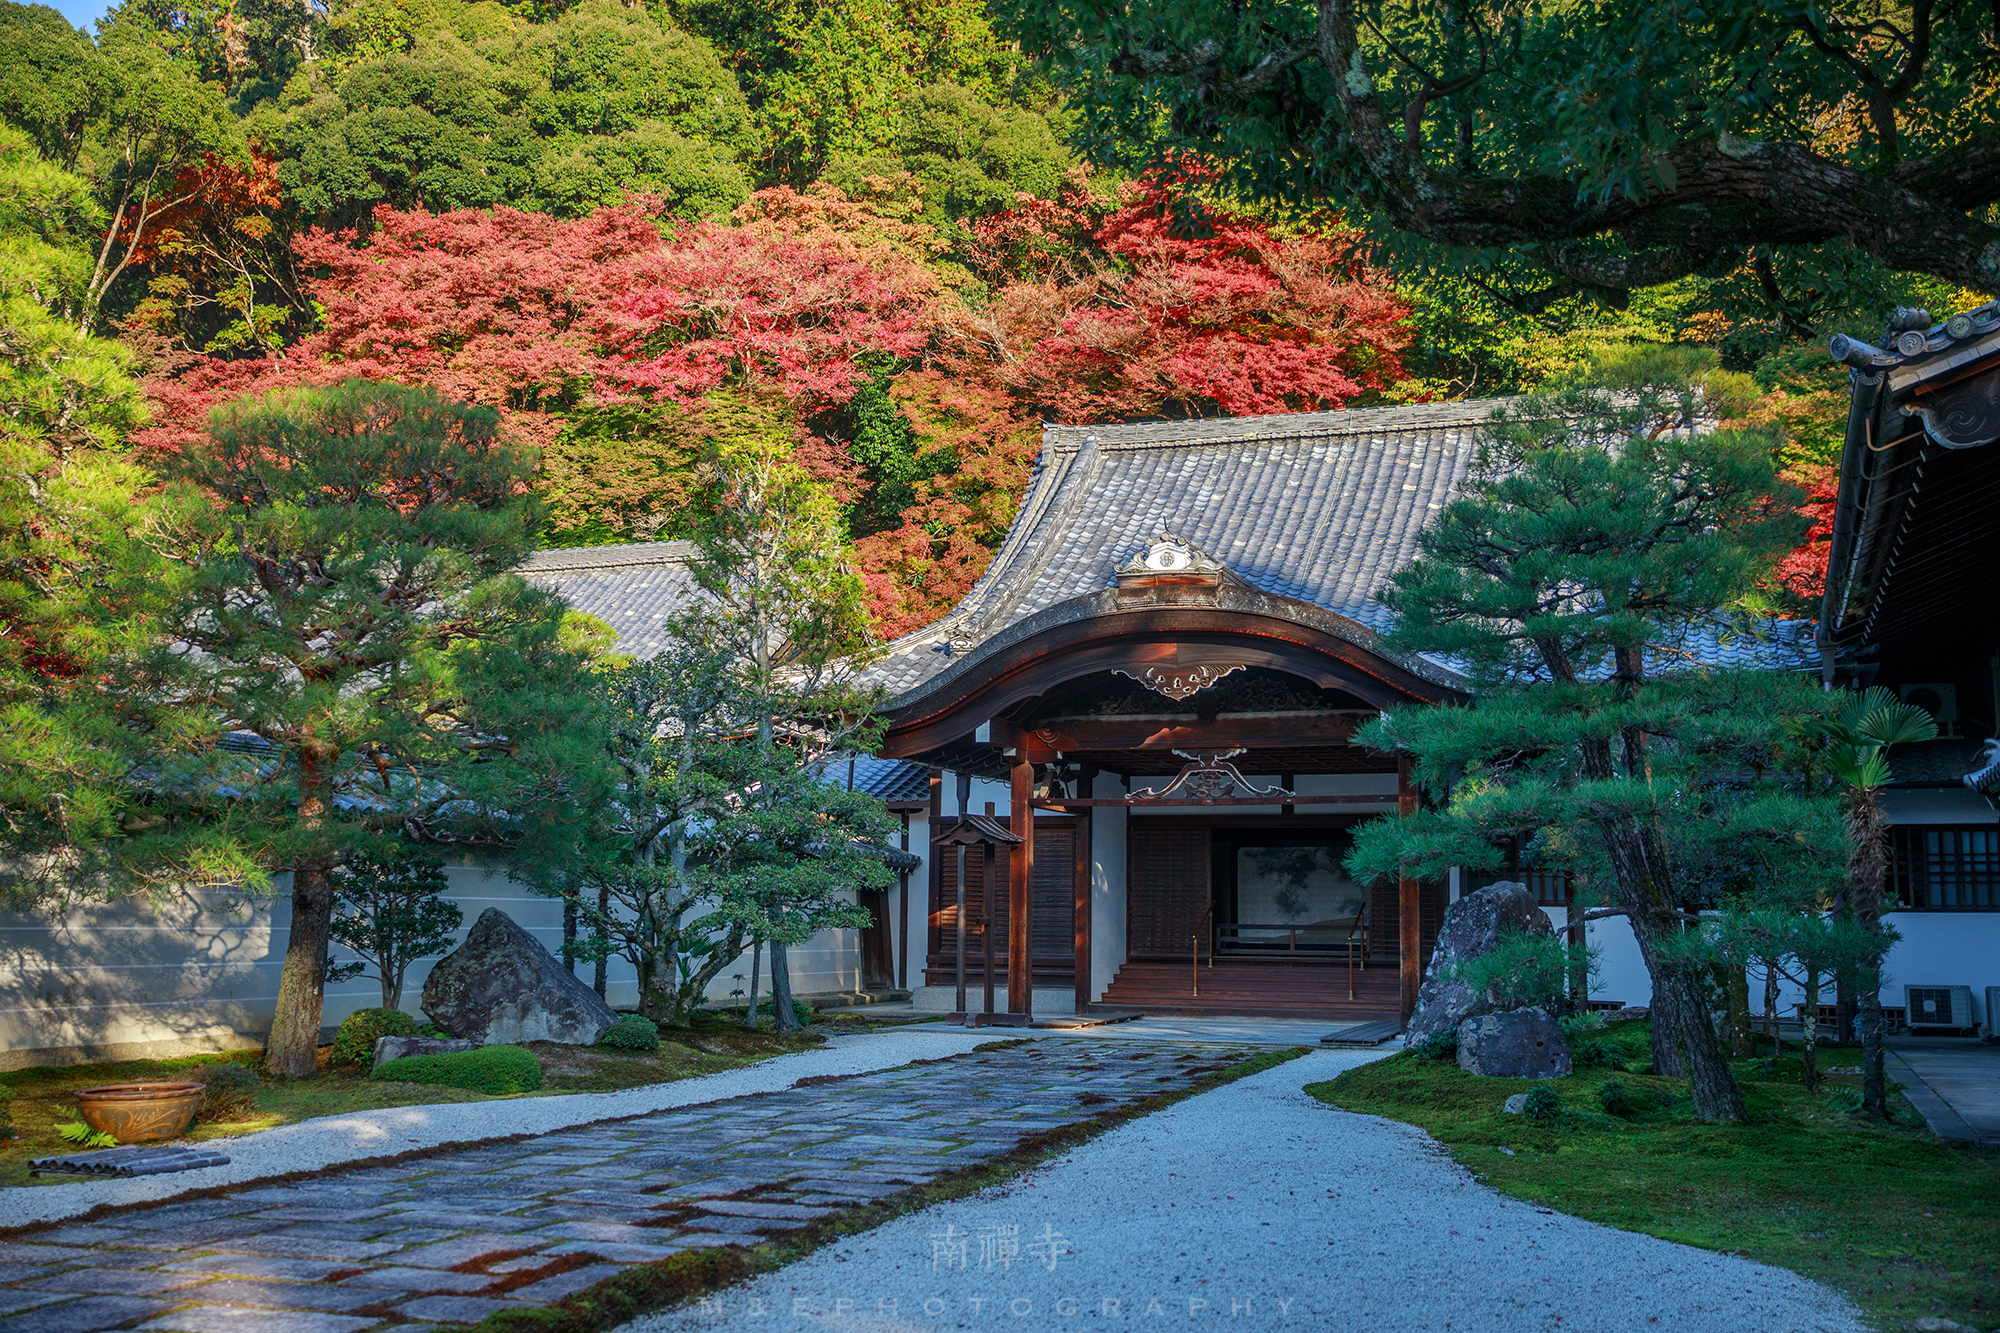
left=620, top=1047, right=1864, bottom=1333
left=0, top=1027, right=990, bottom=1230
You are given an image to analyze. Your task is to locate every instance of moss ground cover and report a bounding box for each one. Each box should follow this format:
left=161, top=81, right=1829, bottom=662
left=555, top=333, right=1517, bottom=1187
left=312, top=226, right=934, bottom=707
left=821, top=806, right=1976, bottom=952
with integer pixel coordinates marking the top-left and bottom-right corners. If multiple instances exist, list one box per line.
left=1308, top=1021, right=1999, bottom=1332
left=0, top=1025, right=820, bottom=1187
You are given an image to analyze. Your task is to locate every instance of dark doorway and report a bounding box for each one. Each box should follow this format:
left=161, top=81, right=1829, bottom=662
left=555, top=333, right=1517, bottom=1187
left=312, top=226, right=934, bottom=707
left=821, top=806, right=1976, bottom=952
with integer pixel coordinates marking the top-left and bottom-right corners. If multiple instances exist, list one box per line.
left=1209, top=825, right=1370, bottom=961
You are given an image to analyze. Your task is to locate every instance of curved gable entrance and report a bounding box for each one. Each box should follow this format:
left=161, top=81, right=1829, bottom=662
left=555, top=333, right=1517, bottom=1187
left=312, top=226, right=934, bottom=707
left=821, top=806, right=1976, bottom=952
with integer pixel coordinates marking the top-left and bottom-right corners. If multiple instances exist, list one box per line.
left=879, top=576, right=1463, bottom=1031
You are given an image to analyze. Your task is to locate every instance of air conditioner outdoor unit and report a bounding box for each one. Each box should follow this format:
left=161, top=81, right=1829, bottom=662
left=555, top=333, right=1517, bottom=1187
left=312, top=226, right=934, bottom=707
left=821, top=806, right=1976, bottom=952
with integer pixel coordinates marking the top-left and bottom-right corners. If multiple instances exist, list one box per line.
left=1985, top=987, right=2000, bottom=1043
left=1904, top=984, right=1975, bottom=1032
left=1899, top=683, right=1959, bottom=734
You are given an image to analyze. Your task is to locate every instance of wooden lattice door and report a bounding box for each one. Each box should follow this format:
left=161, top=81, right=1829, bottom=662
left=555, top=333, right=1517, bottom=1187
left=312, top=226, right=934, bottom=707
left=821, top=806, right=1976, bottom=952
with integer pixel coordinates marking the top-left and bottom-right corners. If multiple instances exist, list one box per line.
left=1126, top=823, right=1210, bottom=959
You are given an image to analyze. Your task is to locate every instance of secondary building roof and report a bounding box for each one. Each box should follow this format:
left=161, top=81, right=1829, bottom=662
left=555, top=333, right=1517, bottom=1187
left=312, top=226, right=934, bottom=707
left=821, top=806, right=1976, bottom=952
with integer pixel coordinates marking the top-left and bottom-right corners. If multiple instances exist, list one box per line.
left=520, top=541, right=703, bottom=660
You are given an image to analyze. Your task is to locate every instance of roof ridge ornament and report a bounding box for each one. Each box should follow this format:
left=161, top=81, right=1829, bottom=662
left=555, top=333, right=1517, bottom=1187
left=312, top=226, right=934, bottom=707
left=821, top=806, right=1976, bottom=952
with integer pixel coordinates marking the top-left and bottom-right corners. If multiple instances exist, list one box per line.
left=1118, top=533, right=1227, bottom=578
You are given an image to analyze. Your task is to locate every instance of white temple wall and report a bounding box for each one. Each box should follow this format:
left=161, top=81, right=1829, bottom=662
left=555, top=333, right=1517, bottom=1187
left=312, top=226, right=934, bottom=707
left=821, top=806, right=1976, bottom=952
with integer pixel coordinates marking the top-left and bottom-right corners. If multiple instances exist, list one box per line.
left=0, top=855, right=888, bottom=1069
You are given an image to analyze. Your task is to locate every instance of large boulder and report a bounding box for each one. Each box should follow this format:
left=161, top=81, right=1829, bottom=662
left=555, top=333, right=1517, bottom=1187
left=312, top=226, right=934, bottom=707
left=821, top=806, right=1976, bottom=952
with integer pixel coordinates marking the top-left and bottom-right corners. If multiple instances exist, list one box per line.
left=421, top=908, right=619, bottom=1046
left=1407, top=881, right=1552, bottom=1042
left=1458, top=1006, right=1572, bottom=1079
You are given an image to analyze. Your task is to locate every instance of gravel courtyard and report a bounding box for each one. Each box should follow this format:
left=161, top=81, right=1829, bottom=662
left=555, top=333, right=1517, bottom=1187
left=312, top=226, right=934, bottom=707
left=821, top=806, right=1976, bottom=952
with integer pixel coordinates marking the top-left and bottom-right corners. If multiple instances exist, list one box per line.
left=624, top=1046, right=1865, bottom=1333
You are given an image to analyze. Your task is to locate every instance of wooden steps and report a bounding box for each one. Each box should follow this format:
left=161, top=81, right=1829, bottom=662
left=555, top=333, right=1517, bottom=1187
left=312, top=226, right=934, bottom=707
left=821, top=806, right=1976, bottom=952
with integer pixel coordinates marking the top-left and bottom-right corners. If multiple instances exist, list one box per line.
left=1092, top=959, right=1401, bottom=1021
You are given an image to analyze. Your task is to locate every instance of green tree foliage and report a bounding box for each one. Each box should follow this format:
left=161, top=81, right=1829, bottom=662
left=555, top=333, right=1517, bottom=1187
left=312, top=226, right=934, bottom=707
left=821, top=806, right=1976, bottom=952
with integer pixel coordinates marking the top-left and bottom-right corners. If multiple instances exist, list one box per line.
left=0, top=4, right=110, bottom=165
left=528, top=415, right=890, bottom=1030
left=825, top=81, right=1070, bottom=230
left=327, top=846, right=465, bottom=1009
left=0, top=130, right=153, bottom=895
left=269, top=1, right=753, bottom=225
left=1005, top=0, right=2000, bottom=296
left=707, top=0, right=1016, bottom=185
left=1797, top=687, right=1937, bottom=1118
left=117, top=380, right=609, bottom=1079
left=1345, top=349, right=1839, bottom=1123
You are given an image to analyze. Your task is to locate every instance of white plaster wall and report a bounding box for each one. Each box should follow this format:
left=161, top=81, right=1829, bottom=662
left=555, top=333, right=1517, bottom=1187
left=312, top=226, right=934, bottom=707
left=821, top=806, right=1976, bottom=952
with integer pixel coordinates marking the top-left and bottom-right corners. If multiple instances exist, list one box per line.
left=0, top=860, right=641, bottom=1069
left=1751, top=912, right=2000, bottom=1029
left=0, top=855, right=886, bottom=1067
left=1538, top=906, right=1651, bottom=1008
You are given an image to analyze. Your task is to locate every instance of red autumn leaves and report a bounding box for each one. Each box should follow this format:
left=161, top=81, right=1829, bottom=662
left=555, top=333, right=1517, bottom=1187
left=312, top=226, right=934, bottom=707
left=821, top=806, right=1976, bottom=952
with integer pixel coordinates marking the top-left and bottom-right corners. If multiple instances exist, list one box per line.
left=142, top=168, right=1414, bottom=633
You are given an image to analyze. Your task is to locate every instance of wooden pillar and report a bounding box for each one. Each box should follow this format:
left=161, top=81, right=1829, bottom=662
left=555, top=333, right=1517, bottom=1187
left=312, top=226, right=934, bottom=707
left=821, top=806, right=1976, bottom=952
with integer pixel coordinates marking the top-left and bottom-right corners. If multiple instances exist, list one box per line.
left=1009, top=755, right=1034, bottom=1017
left=1073, top=766, right=1096, bottom=1015
left=1398, top=756, right=1420, bottom=1025
left=926, top=770, right=942, bottom=994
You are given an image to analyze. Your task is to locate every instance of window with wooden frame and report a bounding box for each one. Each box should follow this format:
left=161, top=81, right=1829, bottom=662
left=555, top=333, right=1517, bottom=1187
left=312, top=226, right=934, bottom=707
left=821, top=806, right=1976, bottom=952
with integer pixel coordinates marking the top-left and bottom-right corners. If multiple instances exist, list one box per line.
left=1889, top=825, right=2000, bottom=910
left=1493, top=835, right=1574, bottom=906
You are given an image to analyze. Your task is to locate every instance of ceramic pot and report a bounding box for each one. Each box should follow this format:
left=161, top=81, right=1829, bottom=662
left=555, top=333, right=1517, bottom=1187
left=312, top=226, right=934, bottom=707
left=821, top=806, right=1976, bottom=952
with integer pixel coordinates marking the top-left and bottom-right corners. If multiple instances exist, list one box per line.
left=73, top=1083, right=204, bottom=1143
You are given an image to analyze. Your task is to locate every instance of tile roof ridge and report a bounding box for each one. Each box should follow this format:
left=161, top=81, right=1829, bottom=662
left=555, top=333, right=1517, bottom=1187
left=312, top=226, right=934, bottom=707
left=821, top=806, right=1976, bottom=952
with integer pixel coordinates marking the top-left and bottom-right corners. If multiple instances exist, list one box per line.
left=521, top=541, right=700, bottom=571
left=1039, top=397, right=1517, bottom=450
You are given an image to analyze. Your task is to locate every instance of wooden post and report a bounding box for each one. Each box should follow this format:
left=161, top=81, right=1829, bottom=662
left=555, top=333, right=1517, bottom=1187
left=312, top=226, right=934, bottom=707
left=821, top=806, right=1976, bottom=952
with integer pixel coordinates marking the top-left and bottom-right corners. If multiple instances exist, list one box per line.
left=926, top=770, right=941, bottom=997
left=981, top=840, right=997, bottom=1019
left=1074, top=766, right=1096, bottom=1015
left=1398, top=755, right=1420, bottom=1026
left=897, top=811, right=911, bottom=992
left=1009, top=755, right=1034, bottom=1017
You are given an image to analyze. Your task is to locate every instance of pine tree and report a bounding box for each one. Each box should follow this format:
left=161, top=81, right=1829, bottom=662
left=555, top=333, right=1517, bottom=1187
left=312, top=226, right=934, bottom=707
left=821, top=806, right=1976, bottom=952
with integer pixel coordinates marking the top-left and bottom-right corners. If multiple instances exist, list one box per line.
left=0, top=129, right=154, bottom=893
left=119, top=380, right=609, bottom=1079
left=327, top=848, right=464, bottom=1010
left=1346, top=349, right=1829, bottom=1123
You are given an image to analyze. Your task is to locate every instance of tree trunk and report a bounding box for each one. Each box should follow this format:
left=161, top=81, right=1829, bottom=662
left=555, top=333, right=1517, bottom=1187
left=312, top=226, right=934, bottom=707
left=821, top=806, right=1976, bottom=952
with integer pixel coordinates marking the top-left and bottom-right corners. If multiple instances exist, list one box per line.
left=1801, top=966, right=1821, bottom=1093
left=1847, top=790, right=1892, bottom=1118
left=743, top=939, right=762, bottom=1028
left=769, top=938, right=798, bottom=1033
left=1624, top=902, right=1743, bottom=1116
left=1726, top=963, right=1753, bottom=1057
left=265, top=755, right=336, bottom=1080
left=1763, top=963, right=1781, bottom=1056
left=593, top=883, right=610, bottom=999
left=563, top=894, right=578, bottom=975
left=381, top=965, right=400, bottom=1012
left=1574, top=718, right=1743, bottom=1120
left=1835, top=974, right=1857, bottom=1048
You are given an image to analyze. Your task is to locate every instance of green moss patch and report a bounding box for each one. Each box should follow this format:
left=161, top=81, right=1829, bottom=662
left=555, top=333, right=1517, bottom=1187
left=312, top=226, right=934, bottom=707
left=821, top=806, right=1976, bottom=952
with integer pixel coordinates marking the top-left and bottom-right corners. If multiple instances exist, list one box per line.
left=1310, top=1022, right=1999, bottom=1331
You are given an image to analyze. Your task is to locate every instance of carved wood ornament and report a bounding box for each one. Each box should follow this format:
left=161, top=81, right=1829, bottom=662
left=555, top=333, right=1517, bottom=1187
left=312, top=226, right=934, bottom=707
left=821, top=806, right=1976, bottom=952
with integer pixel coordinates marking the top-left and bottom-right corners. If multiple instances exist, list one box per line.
left=1130, top=749, right=1295, bottom=802
left=1111, top=661, right=1249, bottom=701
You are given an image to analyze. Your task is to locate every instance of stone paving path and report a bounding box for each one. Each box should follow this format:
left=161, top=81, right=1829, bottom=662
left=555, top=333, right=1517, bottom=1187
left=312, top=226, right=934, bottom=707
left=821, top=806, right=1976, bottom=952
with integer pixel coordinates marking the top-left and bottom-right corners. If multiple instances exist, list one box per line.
left=0, top=1040, right=1258, bottom=1333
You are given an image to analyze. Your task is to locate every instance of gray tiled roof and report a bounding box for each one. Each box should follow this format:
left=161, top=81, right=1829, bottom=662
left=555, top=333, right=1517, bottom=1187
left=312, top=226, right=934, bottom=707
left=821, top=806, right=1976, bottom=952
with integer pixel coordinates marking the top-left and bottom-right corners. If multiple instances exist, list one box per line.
left=816, top=754, right=935, bottom=805
left=863, top=400, right=1508, bottom=695
left=861, top=400, right=1818, bottom=698
left=521, top=541, right=704, bottom=660
left=1888, top=738, right=1996, bottom=787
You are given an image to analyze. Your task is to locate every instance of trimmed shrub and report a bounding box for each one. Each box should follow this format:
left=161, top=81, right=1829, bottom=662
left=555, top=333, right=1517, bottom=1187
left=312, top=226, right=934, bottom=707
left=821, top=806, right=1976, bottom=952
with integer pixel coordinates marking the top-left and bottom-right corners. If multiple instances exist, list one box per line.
left=197, top=1063, right=261, bottom=1122
left=600, top=1015, right=660, bottom=1051
left=371, top=1045, right=543, bottom=1094
left=1410, top=1027, right=1459, bottom=1061
left=1573, top=1039, right=1624, bottom=1069
left=330, top=1008, right=422, bottom=1068
left=1522, top=1086, right=1561, bottom=1121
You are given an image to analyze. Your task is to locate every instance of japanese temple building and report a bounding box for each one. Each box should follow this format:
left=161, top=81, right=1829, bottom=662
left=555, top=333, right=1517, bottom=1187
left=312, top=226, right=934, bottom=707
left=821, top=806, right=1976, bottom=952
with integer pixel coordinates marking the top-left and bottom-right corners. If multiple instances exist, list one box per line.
left=536, top=398, right=1774, bottom=1023
left=532, top=365, right=2000, bottom=1032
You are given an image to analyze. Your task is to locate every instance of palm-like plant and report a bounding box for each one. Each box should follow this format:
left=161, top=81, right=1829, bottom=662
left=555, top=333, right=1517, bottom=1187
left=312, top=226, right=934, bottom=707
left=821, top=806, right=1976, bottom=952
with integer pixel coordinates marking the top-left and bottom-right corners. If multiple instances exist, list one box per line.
left=1800, top=687, right=1937, bottom=1118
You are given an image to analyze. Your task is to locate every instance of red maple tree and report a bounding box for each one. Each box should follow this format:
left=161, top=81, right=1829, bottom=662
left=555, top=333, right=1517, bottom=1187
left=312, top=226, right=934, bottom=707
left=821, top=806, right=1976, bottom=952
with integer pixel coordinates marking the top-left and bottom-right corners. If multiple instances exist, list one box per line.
left=141, top=169, right=1414, bottom=636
